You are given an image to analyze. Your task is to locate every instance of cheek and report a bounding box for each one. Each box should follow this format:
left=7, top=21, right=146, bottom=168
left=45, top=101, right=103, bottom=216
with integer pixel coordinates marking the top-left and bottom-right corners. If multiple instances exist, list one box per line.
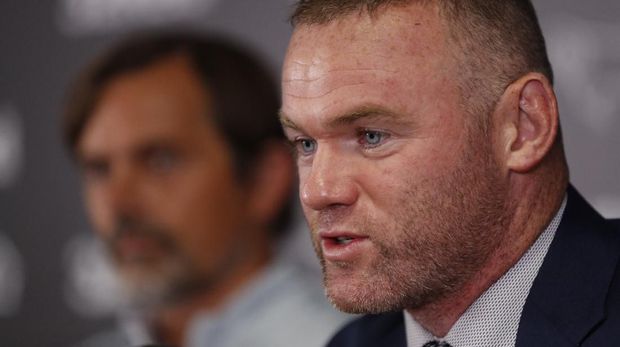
left=296, top=162, right=311, bottom=179
left=359, top=146, right=460, bottom=209
left=162, top=173, right=246, bottom=249
left=297, top=165, right=310, bottom=192
left=83, top=187, right=113, bottom=237
left=355, top=156, right=414, bottom=196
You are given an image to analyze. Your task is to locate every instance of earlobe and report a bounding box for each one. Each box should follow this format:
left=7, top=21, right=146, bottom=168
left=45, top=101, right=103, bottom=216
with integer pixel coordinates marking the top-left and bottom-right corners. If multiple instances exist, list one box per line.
left=504, top=73, right=558, bottom=173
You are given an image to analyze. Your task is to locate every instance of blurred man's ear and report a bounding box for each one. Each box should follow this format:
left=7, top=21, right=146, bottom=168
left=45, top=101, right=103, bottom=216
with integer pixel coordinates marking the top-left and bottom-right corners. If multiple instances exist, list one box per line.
left=494, top=72, right=559, bottom=173
left=245, top=141, right=294, bottom=226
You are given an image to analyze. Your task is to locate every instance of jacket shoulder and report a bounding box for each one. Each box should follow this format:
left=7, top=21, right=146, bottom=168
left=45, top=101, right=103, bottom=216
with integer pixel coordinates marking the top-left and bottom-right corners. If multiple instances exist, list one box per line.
left=517, top=187, right=620, bottom=346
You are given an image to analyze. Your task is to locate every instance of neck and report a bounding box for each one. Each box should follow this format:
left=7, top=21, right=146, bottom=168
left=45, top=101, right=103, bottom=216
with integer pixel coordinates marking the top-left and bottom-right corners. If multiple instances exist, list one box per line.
left=408, top=171, right=567, bottom=337
left=153, top=244, right=272, bottom=346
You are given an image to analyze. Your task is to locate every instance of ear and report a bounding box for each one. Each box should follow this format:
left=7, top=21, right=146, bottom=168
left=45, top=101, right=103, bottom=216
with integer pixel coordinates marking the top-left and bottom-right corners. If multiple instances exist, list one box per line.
left=245, top=142, right=294, bottom=226
left=495, top=73, right=559, bottom=173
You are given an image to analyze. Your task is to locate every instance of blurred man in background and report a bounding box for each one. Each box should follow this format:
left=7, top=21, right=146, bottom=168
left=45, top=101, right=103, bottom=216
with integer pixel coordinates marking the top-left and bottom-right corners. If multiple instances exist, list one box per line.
left=63, top=32, right=349, bottom=347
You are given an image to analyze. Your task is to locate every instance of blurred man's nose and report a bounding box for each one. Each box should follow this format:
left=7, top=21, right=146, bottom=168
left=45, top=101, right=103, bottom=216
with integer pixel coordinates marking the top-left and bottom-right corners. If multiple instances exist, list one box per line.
left=104, top=163, right=143, bottom=218
left=300, top=146, right=358, bottom=211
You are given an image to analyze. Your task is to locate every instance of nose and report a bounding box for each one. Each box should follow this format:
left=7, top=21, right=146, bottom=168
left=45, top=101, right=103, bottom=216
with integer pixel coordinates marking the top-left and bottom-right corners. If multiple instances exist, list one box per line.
left=96, top=163, right=143, bottom=226
left=84, top=163, right=142, bottom=239
left=107, top=166, right=142, bottom=217
left=300, top=146, right=358, bottom=211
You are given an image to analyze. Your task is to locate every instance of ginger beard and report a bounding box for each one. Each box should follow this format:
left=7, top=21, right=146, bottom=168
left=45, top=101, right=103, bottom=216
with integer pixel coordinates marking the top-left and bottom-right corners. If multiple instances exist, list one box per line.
left=307, top=129, right=511, bottom=314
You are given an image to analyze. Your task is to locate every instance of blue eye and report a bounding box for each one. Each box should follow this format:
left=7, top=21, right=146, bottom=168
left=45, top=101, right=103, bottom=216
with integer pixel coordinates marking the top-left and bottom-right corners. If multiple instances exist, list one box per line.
left=365, top=131, right=382, bottom=145
left=361, top=130, right=387, bottom=147
left=297, top=138, right=317, bottom=155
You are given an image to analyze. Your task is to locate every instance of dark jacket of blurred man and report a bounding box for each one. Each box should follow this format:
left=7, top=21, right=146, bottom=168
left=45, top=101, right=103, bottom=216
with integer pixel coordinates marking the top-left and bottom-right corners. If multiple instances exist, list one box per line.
left=63, top=32, right=349, bottom=347
left=280, top=0, right=620, bottom=346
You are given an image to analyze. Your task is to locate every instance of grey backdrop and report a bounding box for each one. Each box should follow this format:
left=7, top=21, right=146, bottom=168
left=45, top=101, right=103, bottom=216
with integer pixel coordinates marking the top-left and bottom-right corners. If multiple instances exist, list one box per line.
left=0, top=1, right=618, bottom=346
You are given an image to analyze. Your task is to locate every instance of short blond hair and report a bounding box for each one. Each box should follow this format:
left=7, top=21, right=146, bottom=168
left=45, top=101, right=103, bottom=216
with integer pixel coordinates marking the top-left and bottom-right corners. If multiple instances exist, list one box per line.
left=290, top=0, right=553, bottom=125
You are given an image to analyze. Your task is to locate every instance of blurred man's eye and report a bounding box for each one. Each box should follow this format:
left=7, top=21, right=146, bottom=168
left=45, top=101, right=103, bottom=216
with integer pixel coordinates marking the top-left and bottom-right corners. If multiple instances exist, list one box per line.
left=80, top=159, right=110, bottom=182
left=144, top=148, right=180, bottom=173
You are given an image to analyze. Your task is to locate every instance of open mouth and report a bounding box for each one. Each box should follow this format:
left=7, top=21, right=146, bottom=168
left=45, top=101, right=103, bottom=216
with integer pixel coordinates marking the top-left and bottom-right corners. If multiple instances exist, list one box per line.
left=322, top=235, right=359, bottom=247
left=334, top=236, right=354, bottom=245
left=319, top=232, right=370, bottom=261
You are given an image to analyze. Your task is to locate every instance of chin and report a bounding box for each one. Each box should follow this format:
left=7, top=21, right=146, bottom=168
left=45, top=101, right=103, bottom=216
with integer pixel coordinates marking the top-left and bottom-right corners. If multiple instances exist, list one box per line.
left=324, top=273, right=402, bottom=314
left=115, top=267, right=173, bottom=309
left=324, top=265, right=442, bottom=314
left=115, top=256, right=197, bottom=310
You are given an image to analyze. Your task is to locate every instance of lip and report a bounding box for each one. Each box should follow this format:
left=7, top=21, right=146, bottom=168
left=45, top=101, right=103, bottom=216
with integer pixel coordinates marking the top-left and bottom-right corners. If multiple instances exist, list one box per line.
left=318, top=231, right=370, bottom=262
left=113, top=234, right=164, bottom=262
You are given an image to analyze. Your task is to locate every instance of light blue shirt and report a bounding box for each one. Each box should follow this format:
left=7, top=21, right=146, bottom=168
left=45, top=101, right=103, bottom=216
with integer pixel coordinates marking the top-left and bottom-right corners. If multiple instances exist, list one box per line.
left=185, top=256, right=351, bottom=347
left=78, top=255, right=352, bottom=347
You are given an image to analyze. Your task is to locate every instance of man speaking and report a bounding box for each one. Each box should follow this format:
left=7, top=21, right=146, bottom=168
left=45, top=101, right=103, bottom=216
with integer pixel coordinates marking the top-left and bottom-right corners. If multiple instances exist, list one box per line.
left=280, top=0, right=620, bottom=346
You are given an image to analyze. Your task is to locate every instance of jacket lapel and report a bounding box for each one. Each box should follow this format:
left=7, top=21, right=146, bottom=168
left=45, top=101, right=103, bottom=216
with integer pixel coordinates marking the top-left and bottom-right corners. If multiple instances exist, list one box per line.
left=360, top=312, right=406, bottom=347
left=516, top=186, right=620, bottom=346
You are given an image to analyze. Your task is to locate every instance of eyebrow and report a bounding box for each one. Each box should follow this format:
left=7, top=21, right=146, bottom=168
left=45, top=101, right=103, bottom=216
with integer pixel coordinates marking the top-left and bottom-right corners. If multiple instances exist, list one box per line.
left=329, top=106, right=402, bottom=127
left=279, top=104, right=404, bottom=132
left=279, top=110, right=299, bottom=130
left=77, top=139, right=180, bottom=164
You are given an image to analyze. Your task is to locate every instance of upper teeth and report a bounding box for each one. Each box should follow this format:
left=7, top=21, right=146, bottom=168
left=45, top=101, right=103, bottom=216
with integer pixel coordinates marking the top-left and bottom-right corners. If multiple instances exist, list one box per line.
left=336, top=237, right=353, bottom=244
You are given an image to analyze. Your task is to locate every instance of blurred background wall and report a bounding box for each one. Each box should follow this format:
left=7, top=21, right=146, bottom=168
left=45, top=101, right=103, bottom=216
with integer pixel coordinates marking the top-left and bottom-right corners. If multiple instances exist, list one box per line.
left=0, top=1, right=618, bottom=346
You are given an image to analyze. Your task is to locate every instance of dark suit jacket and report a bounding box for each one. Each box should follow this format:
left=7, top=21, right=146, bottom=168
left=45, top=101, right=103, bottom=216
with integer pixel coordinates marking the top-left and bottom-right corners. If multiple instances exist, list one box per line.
left=327, top=186, right=620, bottom=347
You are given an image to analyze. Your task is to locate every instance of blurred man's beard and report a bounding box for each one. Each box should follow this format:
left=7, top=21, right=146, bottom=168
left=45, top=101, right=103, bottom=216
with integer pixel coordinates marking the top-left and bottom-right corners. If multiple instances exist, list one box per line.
left=104, top=217, right=203, bottom=310
left=309, top=130, right=511, bottom=314
left=114, top=252, right=202, bottom=310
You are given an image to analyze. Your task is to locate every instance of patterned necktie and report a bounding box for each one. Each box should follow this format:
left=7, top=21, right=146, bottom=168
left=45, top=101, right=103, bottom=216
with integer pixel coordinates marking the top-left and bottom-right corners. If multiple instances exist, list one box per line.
left=422, top=340, right=452, bottom=347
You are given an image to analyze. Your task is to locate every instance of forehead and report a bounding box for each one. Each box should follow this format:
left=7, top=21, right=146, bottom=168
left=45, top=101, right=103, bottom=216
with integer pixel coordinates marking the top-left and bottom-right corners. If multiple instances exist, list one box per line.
left=282, top=3, right=454, bottom=124
left=289, top=3, right=446, bottom=59
left=79, top=56, right=216, bottom=154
